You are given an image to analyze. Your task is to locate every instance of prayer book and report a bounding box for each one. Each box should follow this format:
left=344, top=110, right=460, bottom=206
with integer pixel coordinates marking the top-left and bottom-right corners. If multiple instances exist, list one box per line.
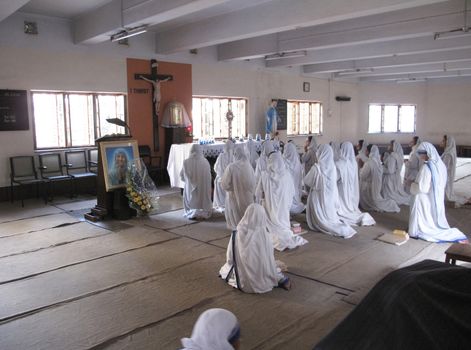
left=378, top=232, right=409, bottom=246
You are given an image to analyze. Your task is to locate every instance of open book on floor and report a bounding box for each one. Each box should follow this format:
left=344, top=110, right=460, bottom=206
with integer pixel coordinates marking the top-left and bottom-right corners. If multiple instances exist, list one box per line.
left=378, top=230, right=409, bottom=246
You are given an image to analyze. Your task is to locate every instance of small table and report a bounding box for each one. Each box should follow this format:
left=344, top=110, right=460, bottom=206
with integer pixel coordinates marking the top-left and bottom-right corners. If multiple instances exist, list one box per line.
left=445, top=243, right=471, bottom=265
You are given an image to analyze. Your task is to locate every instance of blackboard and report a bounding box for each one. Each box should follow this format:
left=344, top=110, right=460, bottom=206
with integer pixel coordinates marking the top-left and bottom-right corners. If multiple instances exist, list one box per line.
left=0, top=90, right=29, bottom=131
left=275, top=99, right=287, bottom=130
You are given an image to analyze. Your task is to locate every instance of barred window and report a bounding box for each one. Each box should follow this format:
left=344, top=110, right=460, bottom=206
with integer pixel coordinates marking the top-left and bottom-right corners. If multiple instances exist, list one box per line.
left=287, top=100, right=322, bottom=136
left=368, top=103, right=416, bottom=133
left=32, top=91, right=126, bottom=149
left=192, top=96, right=247, bottom=139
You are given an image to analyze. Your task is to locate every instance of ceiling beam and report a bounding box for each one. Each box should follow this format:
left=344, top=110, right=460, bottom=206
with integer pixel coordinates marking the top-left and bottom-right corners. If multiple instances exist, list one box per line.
left=333, top=61, right=471, bottom=77
left=218, top=0, right=463, bottom=61
left=303, top=48, right=471, bottom=73
left=0, top=0, right=30, bottom=23
left=359, top=69, right=471, bottom=81
left=156, top=0, right=447, bottom=54
left=265, top=36, right=471, bottom=67
left=74, top=0, right=228, bottom=44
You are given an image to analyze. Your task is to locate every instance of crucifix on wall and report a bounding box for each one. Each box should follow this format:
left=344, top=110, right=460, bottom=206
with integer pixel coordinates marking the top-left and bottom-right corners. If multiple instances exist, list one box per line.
left=135, top=59, right=173, bottom=151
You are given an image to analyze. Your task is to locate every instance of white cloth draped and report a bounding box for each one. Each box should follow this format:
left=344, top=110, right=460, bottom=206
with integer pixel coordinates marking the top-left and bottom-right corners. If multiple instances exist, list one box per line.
left=255, top=152, right=308, bottom=251
left=180, top=144, right=213, bottom=219
left=219, top=203, right=284, bottom=293
left=330, top=141, right=341, bottom=162
left=213, top=140, right=234, bottom=211
left=244, top=138, right=260, bottom=170
left=441, top=136, right=457, bottom=202
left=304, top=144, right=356, bottom=238
left=359, top=145, right=400, bottom=213
left=409, top=142, right=466, bottom=242
left=255, top=141, right=275, bottom=183
left=301, top=142, right=317, bottom=176
left=382, top=141, right=411, bottom=206
left=356, top=140, right=369, bottom=166
left=283, top=142, right=305, bottom=214
left=336, top=142, right=376, bottom=226
left=181, top=308, right=239, bottom=350
left=221, top=148, right=256, bottom=230
left=404, top=140, right=422, bottom=193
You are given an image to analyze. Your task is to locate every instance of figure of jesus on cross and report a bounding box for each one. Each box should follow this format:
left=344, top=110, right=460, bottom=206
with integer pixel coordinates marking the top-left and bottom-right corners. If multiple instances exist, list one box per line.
left=135, top=59, right=173, bottom=151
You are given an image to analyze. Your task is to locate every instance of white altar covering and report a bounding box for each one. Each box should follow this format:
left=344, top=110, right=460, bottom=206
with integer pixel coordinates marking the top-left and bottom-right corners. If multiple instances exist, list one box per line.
left=167, top=141, right=261, bottom=188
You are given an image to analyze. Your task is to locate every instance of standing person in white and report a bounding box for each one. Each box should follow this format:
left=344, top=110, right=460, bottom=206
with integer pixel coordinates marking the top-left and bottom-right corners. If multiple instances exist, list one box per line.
left=180, top=144, right=212, bottom=219
left=283, top=142, right=305, bottom=214
left=382, top=140, right=411, bottom=206
left=304, top=144, right=357, bottom=238
left=244, top=138, right=259, bottom=170
left=336, top=142, right=376, bottom=226
left=409, top=142, right=467, bottom=243
left=221, top=147, right=256, bottom=230
left=441, top=135, right=457, bottom=202
left=404, top=136, right=421, bottom=193
left=359, top=145, right=400, bottom=213
left=213, top=140, right=234, bottom=212
left=255, top=152, right=308, bottom=251
left=219, top=203, right=291, bottom=293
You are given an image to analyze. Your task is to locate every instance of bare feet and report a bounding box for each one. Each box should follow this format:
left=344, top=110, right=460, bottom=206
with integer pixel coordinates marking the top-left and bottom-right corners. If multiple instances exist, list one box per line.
left=279, top=277, right=291, bottom=291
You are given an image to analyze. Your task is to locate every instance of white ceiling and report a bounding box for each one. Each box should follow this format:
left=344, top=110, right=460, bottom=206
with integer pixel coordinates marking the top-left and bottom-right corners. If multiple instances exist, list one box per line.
left=5, top=0, right=471, bottom=82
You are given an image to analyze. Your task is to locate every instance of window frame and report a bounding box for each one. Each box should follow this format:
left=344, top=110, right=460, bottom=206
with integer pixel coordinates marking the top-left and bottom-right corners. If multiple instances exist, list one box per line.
left=192, top=95, right=248, bottom=140
left=31, top=90, right=127, bottom=150
left=368, top=103, right=416, bottom=134
left=286, top=99, right=323, bottom=136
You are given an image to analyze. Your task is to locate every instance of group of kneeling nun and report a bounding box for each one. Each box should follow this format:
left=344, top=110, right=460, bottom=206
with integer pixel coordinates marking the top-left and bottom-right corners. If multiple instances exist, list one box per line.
left=179, top=137, right=467, bottom=296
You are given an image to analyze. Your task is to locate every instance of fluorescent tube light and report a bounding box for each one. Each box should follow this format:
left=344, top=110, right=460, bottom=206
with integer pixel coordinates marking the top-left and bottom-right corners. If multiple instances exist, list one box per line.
left=396, top=78, right=427, bottom=83
left=265, top=50, right=307, bottom=60
left=111, top=25, right=147, bottom=42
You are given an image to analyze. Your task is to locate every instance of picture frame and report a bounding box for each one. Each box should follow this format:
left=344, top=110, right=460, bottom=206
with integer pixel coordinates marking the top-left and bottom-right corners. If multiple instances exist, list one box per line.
left=303, top=82, right=310, bottom=92
left=100, top=140, right=139, bottom=191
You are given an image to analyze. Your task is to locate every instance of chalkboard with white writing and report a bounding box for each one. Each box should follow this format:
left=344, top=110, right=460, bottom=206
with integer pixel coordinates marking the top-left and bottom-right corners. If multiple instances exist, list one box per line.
left=0, top=90, right=29, bottom=131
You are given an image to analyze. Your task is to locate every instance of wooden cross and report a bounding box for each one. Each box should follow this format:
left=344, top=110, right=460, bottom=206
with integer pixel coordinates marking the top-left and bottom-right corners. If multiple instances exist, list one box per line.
left=135, top=59, right=173, bottom=152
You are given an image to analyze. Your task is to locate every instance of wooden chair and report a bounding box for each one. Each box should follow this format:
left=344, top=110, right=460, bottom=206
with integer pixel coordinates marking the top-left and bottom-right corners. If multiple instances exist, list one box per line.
left=10, top=156, right=47, bottom=207
left=138, top=145, right=163, bottom=184
left=38, top=153, right=73, bottom=200
left=65, top=150, right=97, bottom=195
left=87, top=148, right=98, bottom=174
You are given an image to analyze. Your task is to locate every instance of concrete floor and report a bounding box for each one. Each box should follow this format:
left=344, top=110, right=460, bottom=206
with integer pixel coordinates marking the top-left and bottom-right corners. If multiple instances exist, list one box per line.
left=0, top=168, right=470, bottom=349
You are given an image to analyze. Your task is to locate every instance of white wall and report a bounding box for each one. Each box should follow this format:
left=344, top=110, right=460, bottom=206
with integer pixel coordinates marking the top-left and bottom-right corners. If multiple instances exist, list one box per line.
left=357, top=80, right=471, bottom=146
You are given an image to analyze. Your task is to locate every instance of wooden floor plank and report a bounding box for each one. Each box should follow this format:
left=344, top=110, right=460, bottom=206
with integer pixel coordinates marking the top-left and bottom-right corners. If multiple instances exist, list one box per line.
left=0, top=255, right=229, bottom=350
left=0, top=238, right=221, bottom=322
left=0, top=226, right=176, bottom=284
left=0, top=222, right=111, bottom=258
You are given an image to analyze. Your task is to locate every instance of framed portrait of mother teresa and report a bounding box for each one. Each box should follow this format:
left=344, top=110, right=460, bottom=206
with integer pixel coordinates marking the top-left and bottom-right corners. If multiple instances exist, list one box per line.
left=100, top=140, right=139, bottom=191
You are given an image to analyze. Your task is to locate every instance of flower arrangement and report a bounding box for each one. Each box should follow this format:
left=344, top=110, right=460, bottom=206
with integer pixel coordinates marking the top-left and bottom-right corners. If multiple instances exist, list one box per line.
left=125, top=159, right=159, bottom=216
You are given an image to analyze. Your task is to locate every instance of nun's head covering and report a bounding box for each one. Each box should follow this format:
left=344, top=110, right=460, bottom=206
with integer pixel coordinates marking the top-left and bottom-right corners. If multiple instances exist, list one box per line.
left=340, top=142, right=355, bottom=161
left=233, top=147, right=248, bottom=162
left=181, top=308, right=240, bottom=350
left=443, top=135, right=457, bottom=157
left=190, top=144, right=204, bottom=158
left=417, top=142, right=440, bottom=163
left=316, top=144, right=335, bottom=177
left=267, top=152, right=287, bottom=176
left=283, top=142, right=299, bottom=164
left=224, top=139, right=234, bottom=154
left=369, top=145, right=381, bottom=164
left=330, top=141, right=341, bottom=162
left=263, top=140, right=275, bottom=158
left=392, top=140, right=404, bottom=158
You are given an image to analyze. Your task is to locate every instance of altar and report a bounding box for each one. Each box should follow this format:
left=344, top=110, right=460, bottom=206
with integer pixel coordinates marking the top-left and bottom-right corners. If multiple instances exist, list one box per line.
left=167, top=140, right=261, bottom=188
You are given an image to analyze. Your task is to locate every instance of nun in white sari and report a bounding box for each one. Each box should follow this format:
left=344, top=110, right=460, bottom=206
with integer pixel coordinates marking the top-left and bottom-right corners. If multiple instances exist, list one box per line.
left=441, top=135, right=457, bottom=202
left=336, top=142, right=376, bottom=226
left=301, top=141, right=317, bottom=176
left=304, top=144, right=357, bottom=238
left=256, top=152, right=308, bottom=251
left=219, top=203, right=290, bottom=293
left=221, top=148, right=256, bottom=230
left=283, top=142, right=305, bottom=214
left=404, top=136, right=421, bottom=193
left=409, top=142, right=467, bottom=243
left=382, top=140, right=411, bottom=206
left=244, top=138, right=259, bottom=170
left=359, top=145, right=400, bottom=213
left=356, top=139, right=369, bottom=168
left=213, top=140, right=234, bottom=211
left=180, top=144, right=213, bottom=219
left=255, top=140, right=275, bottom=183
left=180, top=308, right=240, bottom=350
